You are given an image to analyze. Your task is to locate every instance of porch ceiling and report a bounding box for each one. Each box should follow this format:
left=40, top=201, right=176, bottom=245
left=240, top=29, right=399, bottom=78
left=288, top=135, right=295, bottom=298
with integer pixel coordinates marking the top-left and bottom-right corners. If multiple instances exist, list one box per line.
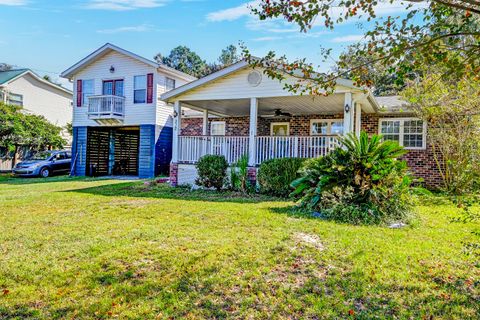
left=183, top=94, right=347, bottom=117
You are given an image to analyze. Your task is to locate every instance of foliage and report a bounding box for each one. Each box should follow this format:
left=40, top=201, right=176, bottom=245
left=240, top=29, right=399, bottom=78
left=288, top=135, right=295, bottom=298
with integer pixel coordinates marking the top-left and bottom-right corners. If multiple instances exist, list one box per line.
left=195, top=154, right=228, bottom=190
left=245, top=0, right=480, bottom=95
left=257, top=157, right=305, bottom=197
left=292, top=132, right=413, bottom=224
left=402, top=73, right=480, bottom=194
left=155, top=44, right=241, bottom=77
left=0, top=102, right=65, bottom=153
left=0, top=63, right=12, bottom=71
left=155, top=46, right=211, bottom=78
left=0, top=177, right=479, bottom=319
left=229, top=154, right=251, bottom=193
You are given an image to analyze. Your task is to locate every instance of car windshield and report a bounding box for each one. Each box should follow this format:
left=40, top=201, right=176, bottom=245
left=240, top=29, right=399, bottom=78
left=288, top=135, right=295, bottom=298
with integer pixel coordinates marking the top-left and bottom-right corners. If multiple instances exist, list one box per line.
left=29, top=151, right=53, bottom=160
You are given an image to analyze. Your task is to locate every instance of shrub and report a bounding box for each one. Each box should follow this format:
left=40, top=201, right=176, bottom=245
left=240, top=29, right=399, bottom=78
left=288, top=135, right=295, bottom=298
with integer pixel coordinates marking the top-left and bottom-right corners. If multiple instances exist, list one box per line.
left=229, top=154, right=252, bottom=193
left=195, top=155, right=228, bottom=190
left=258, top=158, right=305, bottom=197
left=291, top=132, right=414, bottom=224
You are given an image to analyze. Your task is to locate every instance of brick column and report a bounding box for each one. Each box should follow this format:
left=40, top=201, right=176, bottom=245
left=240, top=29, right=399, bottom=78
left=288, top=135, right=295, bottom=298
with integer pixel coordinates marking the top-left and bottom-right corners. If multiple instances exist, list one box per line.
left=169, top=163, right=179, bottom=187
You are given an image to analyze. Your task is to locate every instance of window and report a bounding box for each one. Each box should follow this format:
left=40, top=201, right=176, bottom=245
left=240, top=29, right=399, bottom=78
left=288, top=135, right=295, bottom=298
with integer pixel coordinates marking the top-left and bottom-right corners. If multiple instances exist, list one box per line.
left=8, top=93, right=23, bottom=106
left=311, top=119, right=344, bottom=135
left=270, top=122, right=290, bottom=136
left=379, top=118, right=426, bottom=149
left=134, top=75, right=147, bottom=103
left=82, top=79, right=94, bottom=106
left=166, top=77, right=176, bottom=91
left=210, top=121, right=226, bottom=136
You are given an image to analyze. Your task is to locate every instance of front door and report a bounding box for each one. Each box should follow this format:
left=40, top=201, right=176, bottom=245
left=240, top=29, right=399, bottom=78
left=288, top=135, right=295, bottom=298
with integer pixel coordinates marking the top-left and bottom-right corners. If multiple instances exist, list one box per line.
left=103, top=80, right=124, bottom=96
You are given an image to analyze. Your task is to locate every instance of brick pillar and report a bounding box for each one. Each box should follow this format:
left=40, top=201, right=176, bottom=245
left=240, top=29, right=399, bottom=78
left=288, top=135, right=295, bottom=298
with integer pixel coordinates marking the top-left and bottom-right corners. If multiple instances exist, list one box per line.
left=170, top=163, right=179, bottom=187
left=247, top=167, right=257, bottom=186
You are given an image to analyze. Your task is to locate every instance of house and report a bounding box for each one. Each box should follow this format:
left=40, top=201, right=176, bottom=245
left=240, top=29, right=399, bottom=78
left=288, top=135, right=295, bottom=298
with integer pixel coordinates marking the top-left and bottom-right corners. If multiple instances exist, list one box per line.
left=60, top=43, right=196, bottom=178
left=161, top=61, right=440, bottom=188
left=0, top=68, right=73, bottom=171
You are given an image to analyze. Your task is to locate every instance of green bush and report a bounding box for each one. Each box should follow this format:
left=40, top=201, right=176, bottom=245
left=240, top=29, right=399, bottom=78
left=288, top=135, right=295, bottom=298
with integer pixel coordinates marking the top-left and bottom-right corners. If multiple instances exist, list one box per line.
left=195, top=155, right=228, bottom=190
left=291, top=132, right=414, bottom=224
left=229, top=154, right=252, bottom=193
left=258, top=158, right=305, bottom=197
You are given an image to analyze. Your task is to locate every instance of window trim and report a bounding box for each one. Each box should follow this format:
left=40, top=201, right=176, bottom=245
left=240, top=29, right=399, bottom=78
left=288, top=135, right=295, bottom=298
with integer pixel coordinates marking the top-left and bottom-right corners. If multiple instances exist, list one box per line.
left=133, top=75, right=147, bottom=104
left=165, top=77, right=176, bottom=91
left=210, top=121, right=226, bottom=136
left=270, top=122, right=290, bottom=136
left=378, top=117, right=427, bottom=150
left=7, top=92, right=23, bottom=106
left=310, top=119, right=344, bottom=135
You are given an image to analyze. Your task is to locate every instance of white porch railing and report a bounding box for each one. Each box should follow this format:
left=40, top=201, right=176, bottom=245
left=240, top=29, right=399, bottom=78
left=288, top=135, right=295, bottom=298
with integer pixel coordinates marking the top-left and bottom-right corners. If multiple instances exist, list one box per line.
left=177, top=135, right=340, bottom=165
left=88, top=95, right=125, bottom=119
left=178, top=136, right=249, bottom=164
left=255, top=135, right=339, bottom=164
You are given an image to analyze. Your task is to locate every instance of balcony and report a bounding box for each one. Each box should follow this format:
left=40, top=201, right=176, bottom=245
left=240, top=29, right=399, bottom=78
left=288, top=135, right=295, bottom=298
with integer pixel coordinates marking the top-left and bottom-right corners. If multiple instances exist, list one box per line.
left=88, top=95, right=125, bottom=125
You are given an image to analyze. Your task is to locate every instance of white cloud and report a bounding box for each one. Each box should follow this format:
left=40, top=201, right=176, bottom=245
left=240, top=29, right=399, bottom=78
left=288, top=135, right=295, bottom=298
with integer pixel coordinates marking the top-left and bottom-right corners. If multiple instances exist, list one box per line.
left=206, top=1, right=258, bottom=22
left=0, top=0, right=27, bottom=5
left=85, top=0, right=167, bottom=11
left=331, top=34, right=364, bottom=43
left=252, top=36, right=281, bottom=42
left=97, top=24, right=152, bottom=34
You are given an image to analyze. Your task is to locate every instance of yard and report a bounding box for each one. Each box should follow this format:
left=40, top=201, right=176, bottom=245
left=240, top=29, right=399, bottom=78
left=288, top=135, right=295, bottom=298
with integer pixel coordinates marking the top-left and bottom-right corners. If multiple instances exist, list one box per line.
left=0, top=176, right=478, bottom=319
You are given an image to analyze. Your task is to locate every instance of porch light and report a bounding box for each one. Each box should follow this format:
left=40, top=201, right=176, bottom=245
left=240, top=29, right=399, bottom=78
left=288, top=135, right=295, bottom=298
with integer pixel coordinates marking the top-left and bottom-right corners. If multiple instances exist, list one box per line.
left=172, top=110, right=178, bottom=118
left=344, top=104, right=351, bottom=113
left=109, top=65, right=115, bottom=73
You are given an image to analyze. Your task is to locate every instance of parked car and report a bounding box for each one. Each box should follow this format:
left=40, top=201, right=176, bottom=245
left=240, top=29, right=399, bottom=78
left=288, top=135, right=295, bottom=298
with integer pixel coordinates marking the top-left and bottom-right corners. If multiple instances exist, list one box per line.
left=13, top=150, right=72, bottom=178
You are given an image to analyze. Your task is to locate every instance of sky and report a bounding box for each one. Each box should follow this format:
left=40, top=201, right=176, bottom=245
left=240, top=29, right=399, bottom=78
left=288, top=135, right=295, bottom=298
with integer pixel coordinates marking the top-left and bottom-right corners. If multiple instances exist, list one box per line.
left=0, top=0, right=416, bottom=89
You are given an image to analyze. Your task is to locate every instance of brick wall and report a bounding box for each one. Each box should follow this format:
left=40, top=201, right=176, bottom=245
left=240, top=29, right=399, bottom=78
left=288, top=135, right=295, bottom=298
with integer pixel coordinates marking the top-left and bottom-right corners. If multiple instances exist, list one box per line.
left=179, top=113, right=443, bottom=189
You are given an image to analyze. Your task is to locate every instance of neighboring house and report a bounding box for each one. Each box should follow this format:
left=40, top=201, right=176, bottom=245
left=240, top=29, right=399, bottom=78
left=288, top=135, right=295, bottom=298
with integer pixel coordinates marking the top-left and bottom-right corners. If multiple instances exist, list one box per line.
left=60, top=43, right=196, bottom=178
left=0, top=68, right=73, bottom=171
left=0, top=68, right=73, bottom=128
left=161, top=61, right=440, bottom=188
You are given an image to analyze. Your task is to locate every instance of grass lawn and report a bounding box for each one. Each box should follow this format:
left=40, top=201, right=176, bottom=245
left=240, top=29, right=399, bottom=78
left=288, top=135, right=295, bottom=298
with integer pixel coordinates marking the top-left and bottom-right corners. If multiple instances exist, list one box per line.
left=0, top=176, right=478, bottom=319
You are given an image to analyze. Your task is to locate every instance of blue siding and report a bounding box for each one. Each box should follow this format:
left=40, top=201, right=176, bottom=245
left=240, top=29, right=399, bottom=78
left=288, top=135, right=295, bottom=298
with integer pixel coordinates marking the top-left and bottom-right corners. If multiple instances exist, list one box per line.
left=71, top=127, right=87, bottom=176
left=139, top=125, right=155, bottom=178
left=155, top=125, right=172, bottom=176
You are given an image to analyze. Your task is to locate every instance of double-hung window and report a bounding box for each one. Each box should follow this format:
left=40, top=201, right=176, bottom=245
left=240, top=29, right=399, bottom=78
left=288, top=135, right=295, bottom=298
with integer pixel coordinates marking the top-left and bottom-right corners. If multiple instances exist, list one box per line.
left=379, top=118, right=426, bottom=149
left=8, top=93, right=23, bottom=106
left=210, top=121, right=226, bottom=136
left=82, top=80, right=94, bottom=107
left=310, top=119, right=344, bottom=135
left=134, top=75, right=147, bottom=104
left=166, top=77, right=175, bottom=91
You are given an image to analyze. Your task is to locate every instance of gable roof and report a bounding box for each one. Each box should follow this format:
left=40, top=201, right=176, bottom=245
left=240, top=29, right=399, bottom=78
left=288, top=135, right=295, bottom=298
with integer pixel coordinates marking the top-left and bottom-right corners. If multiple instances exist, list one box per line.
left=161, top=59, right=366, bottom=102
left=375, top=95, right=412, bottom=113
left=60, top=43, right=196, bottom=82
left=0, top=68, right=72, bottom=95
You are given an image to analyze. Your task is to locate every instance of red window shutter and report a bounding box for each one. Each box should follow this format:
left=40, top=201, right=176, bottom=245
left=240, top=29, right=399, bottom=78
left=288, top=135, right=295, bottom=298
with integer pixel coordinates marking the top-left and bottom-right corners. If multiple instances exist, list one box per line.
left=147, top=73, right=153, bottom=104
left=76, top=80, right=82, bottom=107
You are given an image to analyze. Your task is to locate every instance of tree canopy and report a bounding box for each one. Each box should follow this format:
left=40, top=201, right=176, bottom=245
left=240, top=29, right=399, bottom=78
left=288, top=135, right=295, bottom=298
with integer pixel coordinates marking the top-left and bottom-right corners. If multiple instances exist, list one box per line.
left=155, top=44, right=241, bottom=78
left=244, top=0, right=480, bottom=95
left=0, top=102, right=65, bottom=154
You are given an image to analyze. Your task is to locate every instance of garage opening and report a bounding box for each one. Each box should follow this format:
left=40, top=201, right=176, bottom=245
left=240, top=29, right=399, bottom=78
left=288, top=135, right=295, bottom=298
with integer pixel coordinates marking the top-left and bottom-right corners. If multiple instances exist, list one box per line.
left=86, top=127, right=139, bottom=177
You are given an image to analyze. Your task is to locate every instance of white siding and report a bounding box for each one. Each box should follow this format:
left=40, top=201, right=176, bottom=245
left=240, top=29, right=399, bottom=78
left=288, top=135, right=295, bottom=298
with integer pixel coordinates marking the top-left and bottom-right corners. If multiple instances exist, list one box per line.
left=5, top=74, right=72, bottom=127
left=156, top=76, right=190, bottom=127
left=72, top=51, right=158, bottom=127
left=172, top=67, right=353, bottom=102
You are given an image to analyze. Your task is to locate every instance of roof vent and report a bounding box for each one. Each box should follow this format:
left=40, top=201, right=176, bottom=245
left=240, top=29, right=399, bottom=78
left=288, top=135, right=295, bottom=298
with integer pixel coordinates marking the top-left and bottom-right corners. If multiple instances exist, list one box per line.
left=247, top=71, right=262, bottom=87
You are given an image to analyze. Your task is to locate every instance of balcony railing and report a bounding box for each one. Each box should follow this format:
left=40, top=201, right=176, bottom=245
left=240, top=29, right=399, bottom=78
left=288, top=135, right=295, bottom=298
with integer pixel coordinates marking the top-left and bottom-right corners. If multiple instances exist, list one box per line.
left=88, top=95, right=125, bottom=120
left=177, top=135, right=340, bottom=165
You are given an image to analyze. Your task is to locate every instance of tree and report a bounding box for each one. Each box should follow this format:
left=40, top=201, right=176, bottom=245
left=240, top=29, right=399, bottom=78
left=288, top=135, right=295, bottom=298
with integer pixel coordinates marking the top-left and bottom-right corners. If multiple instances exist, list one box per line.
left=245, top=1, right=480, bottom=95
left=0, top=102, right=65, bottom=161
left=0, top=63, right=12, bottom=71
left=154, top=46, right=210, bottom=78
left=218, top=44, right=240, bottom=67
left=402, top=73, right=480, bottom=194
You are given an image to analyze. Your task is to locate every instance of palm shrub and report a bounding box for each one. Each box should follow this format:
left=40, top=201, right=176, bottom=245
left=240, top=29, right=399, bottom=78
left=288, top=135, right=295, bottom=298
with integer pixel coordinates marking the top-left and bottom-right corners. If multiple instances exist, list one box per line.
left=257, top=158, right=305, bottom=197
left=195, top=155, right=228, bottom=190
left=291, top=132, right=414, bottom=224
left=229, top=154, right=251, bottom=193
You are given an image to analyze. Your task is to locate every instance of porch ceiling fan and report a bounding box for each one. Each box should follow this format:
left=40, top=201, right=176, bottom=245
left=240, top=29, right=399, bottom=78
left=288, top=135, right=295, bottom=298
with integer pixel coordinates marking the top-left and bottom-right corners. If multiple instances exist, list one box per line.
left=263, top=108, right=292, bottom=119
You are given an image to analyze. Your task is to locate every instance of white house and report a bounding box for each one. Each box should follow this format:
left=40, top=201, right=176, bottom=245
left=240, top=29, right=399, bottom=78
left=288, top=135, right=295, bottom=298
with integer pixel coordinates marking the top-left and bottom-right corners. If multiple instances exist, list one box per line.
left=61, top=43, right=196, bottom=178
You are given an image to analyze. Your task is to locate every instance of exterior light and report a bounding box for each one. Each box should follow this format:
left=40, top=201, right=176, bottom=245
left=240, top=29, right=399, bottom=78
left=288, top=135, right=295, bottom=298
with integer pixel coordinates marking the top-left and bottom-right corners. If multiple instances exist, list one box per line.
left=344, top=104, right=350, bottom=113
left=109, top=66, right=115, bottom=73
left=172, top=110, right=178, bottom=118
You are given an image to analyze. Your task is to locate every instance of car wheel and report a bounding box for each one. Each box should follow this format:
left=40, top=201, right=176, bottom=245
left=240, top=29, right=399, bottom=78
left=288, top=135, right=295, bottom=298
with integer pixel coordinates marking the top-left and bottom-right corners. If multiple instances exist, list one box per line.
left=40, top=167, right=51, bottom=178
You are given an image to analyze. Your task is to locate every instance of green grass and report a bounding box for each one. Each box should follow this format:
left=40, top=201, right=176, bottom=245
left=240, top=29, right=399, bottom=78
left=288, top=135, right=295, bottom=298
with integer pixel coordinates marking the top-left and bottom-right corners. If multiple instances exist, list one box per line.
left=0, top=176, right=478, bottom=319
